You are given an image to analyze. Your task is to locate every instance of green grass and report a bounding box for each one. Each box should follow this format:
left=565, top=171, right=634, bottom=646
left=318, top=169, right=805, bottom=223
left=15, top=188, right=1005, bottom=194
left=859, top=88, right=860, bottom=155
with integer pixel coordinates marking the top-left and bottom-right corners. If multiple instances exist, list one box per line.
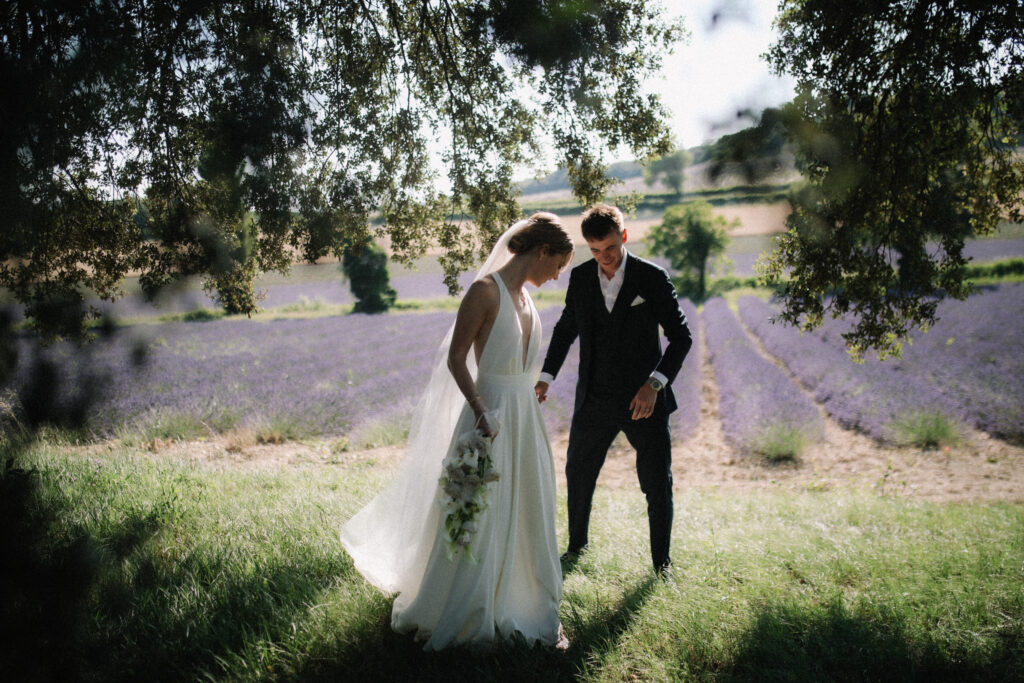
left=888, top=411, right=964, bottom=449
left=347, top=412, right=411, bottom=450
left=751, top=423, right=810, bottom=462
left=4, top=442, right=1022, bottom=681
left=964, top=258, right=1024, bottom=286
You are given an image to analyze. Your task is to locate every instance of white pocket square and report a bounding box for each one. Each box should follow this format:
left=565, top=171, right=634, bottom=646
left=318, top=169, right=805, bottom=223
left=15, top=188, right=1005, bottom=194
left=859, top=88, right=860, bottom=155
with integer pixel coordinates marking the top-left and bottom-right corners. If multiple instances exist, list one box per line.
left=630, top=295, right=645, bottom=307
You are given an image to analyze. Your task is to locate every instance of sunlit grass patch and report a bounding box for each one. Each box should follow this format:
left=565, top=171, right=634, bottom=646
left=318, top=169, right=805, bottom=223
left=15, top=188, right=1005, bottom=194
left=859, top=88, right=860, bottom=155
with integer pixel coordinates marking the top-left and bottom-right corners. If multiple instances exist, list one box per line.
left=888, top=411, right=963, bottom=449
left=348, top=412, right=411, bottom=450
left=222, top=422, right=295, bottom=451
left=752, top=422, right=810, bottom=462
left=118, top=411, right=214, bottom=443
left=278, top=294, right=327, bottom=313
left=180, top=307, right=224, bottom=322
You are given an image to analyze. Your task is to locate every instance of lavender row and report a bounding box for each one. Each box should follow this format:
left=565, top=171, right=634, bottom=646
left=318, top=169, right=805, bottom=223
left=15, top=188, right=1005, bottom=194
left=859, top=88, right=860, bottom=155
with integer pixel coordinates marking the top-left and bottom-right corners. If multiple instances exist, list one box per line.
left=669, top=298, right=702, bottom=443
left=702, top=298, right=824, bottom=455
left=736, top=296, right=972, bottom=443
left=813, top=283, right=1024, bottom=442
left=962, top=237, right=1024, bottom=263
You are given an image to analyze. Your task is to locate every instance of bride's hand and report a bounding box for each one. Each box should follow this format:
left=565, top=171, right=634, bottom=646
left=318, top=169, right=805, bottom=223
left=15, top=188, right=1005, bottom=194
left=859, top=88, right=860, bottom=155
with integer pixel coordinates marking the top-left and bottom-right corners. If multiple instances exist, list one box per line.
left=475, top=409, right=500, bottom=440
left=477, top=416, right=496, bottom=439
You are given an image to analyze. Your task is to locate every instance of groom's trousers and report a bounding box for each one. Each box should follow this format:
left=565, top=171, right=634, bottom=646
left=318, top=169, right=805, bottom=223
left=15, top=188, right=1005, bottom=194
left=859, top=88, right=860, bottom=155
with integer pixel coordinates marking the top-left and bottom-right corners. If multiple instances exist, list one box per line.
left=565, top=397, right=673, bottom=569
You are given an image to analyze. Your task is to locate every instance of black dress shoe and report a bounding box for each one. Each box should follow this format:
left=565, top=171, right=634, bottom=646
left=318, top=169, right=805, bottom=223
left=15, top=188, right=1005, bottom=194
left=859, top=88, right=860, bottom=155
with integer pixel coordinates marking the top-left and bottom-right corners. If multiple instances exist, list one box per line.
left=560, top=545, right=588, bottom=563
left=655, top=560, right=673, bottom=581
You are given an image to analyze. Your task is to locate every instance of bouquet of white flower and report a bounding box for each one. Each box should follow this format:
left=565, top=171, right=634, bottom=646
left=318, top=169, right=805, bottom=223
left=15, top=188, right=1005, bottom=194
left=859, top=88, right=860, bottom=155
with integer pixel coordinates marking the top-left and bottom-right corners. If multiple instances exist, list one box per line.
left=438, top=410, right=501, bottom=562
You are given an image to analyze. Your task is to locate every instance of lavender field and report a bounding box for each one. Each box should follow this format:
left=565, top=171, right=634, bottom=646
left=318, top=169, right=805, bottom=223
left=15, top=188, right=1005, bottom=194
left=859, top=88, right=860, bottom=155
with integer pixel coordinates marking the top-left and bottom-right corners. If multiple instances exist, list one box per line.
left=93, top=257, right=574, bottom=319
left=703, top=298, right=824, bottom=457
left=3, top=294, right=709, bottom=448
left=8, top=312, right=453, bottom=444
left=5, top=306, right=569, bottom=444
left=22, top=231, right=1019, bottom=319
left=3, top=276, right=1021, bottom=452
left=737, top=282, right=1024, bottom=445
left=670, top=299, right=702, bottom=443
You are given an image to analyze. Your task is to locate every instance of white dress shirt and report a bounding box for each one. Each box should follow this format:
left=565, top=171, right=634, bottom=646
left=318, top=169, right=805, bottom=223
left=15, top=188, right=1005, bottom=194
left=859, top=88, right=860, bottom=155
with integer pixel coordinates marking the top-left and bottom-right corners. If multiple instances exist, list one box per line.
left=598, top=249, right=627, bottom=313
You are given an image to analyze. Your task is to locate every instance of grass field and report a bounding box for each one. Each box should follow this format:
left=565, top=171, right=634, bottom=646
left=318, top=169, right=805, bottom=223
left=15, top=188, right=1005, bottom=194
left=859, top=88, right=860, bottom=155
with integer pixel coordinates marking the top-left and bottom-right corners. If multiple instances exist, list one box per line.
left=4, top=441, right=1022, bottom=682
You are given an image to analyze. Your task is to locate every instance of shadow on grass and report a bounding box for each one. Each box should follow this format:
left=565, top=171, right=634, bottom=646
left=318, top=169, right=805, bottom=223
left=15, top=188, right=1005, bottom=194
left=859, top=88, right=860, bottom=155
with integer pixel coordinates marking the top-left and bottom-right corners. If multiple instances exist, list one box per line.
left=0, top=459, right=348, bottom=682
left=77, top=540, right=354, bottom=681
left=717, top=597, right=1023, bottom=682
left=564, top=575, right=660, bottom=674
left=3, top=455, right=354, bottom=681
left=289, top=575, right=660, bottom=682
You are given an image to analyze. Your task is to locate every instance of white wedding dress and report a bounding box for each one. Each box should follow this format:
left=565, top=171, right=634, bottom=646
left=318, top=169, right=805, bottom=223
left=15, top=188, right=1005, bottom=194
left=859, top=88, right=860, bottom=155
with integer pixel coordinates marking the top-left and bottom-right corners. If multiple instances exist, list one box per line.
left=340, top=270, right=562, bottom=650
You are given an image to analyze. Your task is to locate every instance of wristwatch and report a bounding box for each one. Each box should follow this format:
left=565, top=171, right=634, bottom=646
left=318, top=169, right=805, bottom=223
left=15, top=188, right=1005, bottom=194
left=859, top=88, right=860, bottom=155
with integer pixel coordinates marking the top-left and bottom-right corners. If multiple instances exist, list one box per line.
left=648, top=376, right=664, bottom=392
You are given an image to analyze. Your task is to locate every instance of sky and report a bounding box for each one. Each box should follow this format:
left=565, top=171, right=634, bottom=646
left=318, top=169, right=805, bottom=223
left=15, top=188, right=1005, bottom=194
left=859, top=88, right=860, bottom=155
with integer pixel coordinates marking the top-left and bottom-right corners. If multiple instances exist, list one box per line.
left=652, top=0, right=796, bottom=147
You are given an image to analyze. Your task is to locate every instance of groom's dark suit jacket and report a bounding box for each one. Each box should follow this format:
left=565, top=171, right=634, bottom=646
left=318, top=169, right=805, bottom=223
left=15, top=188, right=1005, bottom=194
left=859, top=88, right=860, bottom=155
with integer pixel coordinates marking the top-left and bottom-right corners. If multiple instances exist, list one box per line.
left=542, top=252, right=692, bottom=415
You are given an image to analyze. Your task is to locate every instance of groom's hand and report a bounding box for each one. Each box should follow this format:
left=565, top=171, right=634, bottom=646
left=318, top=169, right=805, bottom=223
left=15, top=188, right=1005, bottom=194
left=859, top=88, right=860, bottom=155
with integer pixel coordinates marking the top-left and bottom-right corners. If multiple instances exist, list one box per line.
left=534, top=381, right=549, bottom=404
left=629, top=383, right=657, bottom=420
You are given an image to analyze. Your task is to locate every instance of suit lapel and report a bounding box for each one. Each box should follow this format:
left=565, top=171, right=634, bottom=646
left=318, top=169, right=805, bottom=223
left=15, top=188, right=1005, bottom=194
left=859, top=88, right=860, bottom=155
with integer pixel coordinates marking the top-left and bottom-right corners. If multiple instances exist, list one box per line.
left=584, top=260, right=610, bottom=320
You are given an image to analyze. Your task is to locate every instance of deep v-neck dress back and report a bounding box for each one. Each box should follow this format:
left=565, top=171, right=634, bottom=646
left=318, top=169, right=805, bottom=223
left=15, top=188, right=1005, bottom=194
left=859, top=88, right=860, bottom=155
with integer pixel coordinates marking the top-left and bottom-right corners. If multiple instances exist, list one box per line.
left=362, top=272, right=562, bottom=649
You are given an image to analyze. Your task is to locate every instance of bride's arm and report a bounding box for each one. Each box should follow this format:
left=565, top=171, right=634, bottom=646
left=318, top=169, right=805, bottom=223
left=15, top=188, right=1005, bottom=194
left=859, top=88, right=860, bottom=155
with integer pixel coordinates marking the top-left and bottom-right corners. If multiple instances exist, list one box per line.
left=448, top=279, right=499, bottom=436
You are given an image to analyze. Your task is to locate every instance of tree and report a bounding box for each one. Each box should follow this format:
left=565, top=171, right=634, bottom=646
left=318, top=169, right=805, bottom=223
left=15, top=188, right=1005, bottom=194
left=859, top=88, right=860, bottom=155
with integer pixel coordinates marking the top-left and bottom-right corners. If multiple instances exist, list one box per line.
left=0, top=0, right=684, bottom=339
left=342, top=241, right=397, bottom=314
left=696, top=106, right=788, bottom=183
left=762, top=0, right=1024, bottom=358
left=643, top=148, right=693, bottom=199
left=648, top=200, right=733, bottom=300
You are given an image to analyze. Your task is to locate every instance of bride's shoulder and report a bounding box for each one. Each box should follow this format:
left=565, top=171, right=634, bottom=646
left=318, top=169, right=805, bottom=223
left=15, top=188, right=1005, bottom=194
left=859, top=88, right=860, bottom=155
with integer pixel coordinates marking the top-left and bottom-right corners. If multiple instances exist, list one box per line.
left=469, top=274, right=499, bottom=292
left=462, top=276, right=500, bottom=309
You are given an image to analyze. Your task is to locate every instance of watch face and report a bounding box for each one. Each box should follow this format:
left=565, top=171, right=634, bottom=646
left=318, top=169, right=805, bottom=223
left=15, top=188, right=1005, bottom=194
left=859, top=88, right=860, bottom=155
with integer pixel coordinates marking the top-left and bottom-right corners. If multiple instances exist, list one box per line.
left=649, top=378, right=663, bottom=391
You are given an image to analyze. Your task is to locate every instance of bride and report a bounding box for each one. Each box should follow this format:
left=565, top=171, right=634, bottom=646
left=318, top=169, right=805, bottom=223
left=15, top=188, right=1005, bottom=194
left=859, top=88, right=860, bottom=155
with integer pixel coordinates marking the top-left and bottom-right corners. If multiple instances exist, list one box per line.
left=341, top=212, right=575, bottom=650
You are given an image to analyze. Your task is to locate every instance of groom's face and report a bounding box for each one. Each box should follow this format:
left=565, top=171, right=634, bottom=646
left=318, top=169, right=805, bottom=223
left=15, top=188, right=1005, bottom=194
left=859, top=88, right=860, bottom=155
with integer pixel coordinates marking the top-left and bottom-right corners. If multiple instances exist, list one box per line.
left=587, top=228, right=627, bottom=279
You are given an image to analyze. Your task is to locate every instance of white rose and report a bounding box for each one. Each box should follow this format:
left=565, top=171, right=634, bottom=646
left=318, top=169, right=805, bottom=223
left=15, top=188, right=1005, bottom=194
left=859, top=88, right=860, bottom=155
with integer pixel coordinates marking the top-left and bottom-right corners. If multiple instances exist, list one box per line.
left=457, top=532, right=472, bottom=546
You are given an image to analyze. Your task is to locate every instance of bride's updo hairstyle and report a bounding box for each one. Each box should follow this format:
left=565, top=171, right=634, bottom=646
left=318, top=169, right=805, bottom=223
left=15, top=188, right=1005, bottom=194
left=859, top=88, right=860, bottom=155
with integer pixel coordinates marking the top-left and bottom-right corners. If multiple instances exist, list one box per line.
left=507, top=212, right=574, bottom=257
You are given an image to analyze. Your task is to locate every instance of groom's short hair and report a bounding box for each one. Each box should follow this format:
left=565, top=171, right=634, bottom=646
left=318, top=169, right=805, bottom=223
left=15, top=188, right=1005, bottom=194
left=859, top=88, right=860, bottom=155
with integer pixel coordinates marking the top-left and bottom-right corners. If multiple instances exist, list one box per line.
left=581, top=204, right=624, bottom=241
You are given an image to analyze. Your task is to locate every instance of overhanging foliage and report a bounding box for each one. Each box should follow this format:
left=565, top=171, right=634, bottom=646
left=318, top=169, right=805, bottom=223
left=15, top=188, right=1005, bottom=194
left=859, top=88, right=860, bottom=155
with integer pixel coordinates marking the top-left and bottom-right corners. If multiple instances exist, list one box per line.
left=1, top=0, right=683, bottom=338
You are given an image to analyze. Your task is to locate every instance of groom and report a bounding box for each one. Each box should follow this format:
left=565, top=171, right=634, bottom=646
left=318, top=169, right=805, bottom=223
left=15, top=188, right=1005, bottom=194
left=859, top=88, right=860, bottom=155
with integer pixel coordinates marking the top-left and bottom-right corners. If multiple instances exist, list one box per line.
left=535, top=203, right=692, bottom=577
